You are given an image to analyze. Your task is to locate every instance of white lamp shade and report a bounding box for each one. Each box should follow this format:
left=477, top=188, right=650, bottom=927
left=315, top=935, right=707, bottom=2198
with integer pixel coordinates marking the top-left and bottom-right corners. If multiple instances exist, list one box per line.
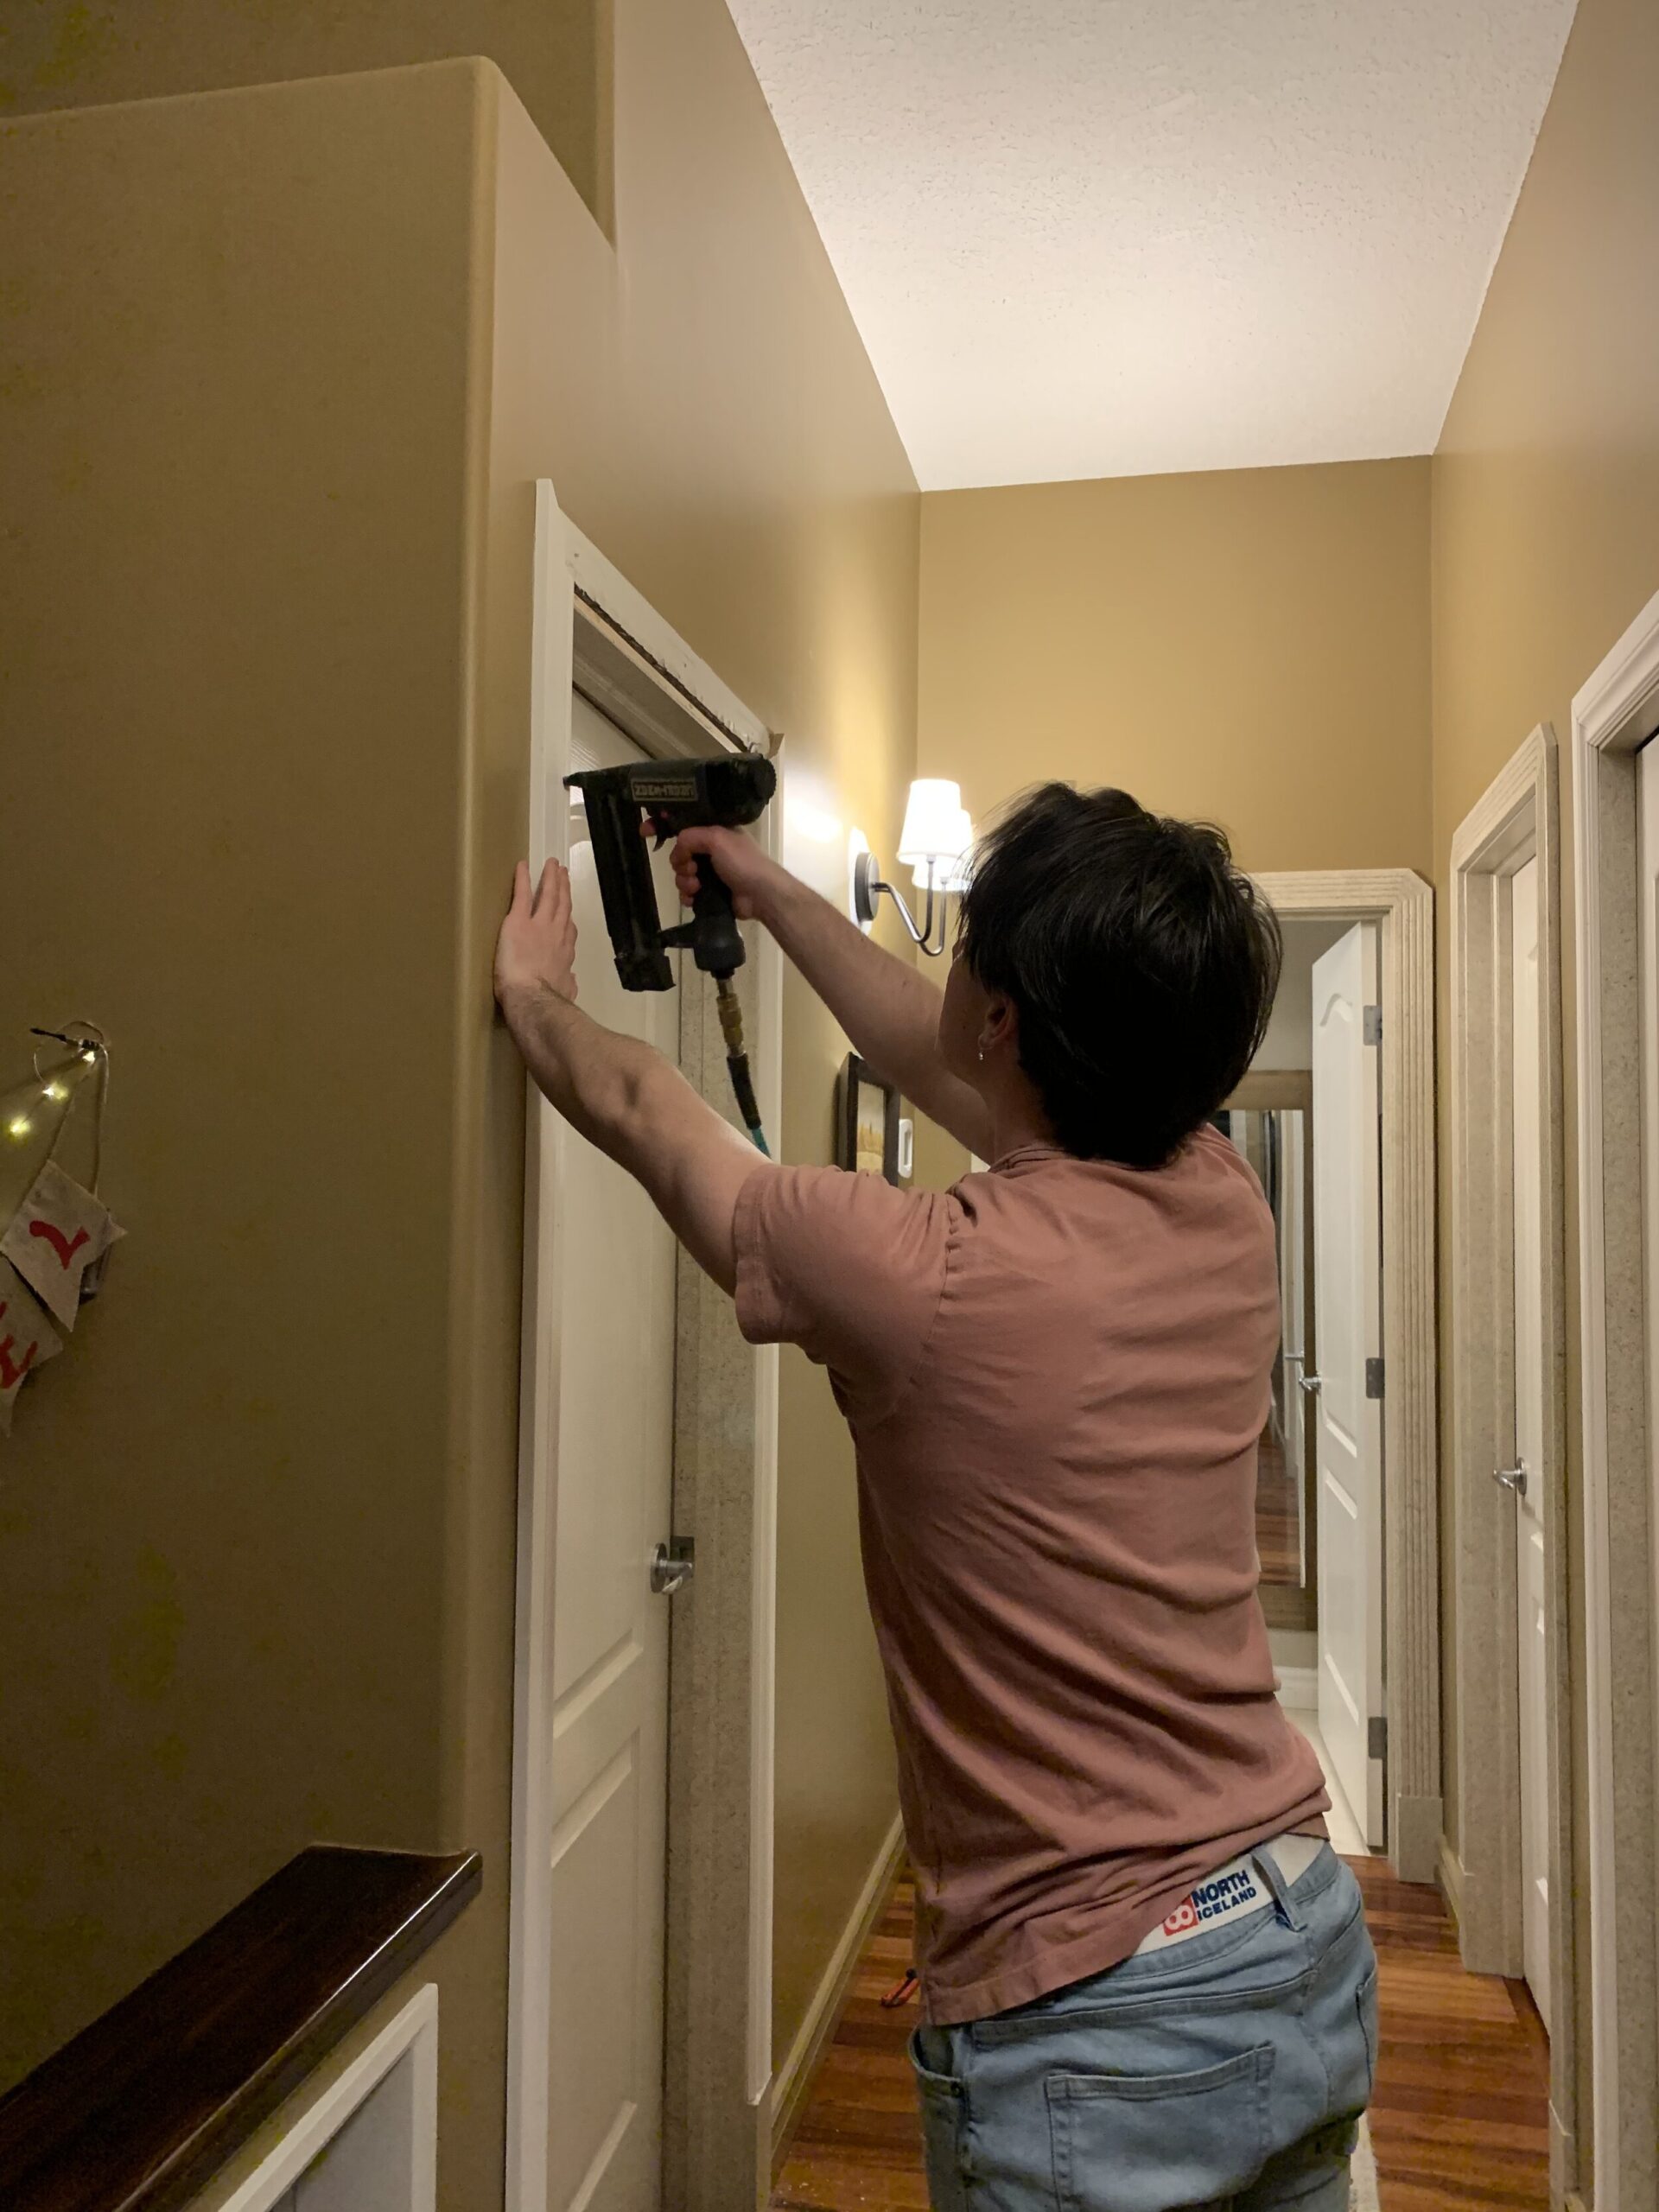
left=910, top=804, right=974, bottom=891
left=896, top=779, right=966, bottom=867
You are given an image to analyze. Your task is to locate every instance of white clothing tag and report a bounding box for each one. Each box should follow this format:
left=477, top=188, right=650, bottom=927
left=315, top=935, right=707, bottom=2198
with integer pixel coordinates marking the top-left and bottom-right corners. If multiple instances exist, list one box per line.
left=1132, top=1834, right=1326, bottom=1957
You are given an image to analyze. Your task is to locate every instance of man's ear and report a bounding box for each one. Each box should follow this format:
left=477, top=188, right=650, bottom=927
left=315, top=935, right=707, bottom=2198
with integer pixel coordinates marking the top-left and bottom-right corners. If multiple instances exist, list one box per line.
left=979, top=992, right=1019, bottom=1058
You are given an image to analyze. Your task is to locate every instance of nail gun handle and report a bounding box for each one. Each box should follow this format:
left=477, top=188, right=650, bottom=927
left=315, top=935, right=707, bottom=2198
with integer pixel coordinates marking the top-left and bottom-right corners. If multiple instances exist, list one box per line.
left=689, top=853, right=746, bottom=976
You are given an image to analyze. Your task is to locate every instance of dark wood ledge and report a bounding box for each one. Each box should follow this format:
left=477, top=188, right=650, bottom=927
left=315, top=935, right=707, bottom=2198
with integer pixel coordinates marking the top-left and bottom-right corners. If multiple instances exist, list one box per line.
left=0, top=1843, right=481, bottom=2212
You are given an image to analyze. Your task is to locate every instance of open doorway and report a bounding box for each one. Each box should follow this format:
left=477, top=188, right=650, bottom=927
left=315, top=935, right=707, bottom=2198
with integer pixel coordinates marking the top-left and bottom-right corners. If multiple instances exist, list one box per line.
left=1225, top=917, right=1371, bottom=1854
left=1243, top=874, right=1439, bottom=1883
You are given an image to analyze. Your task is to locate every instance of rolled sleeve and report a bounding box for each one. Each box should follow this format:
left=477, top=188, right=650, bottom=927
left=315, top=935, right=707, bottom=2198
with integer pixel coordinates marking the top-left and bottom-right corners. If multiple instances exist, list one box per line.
left=734, top=1164, right=951, bottom=1424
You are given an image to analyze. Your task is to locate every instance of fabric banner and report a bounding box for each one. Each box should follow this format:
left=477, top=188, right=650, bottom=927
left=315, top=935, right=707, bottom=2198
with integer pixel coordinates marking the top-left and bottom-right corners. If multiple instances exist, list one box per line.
left=0, top=1259, right=64, bottom=1433
left=1, top=1159, right=124, bottom=1331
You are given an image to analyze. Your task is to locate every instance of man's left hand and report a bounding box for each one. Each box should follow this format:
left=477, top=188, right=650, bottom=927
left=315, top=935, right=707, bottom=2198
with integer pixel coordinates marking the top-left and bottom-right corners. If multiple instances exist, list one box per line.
left=496, top=859, right=579, bottom=1007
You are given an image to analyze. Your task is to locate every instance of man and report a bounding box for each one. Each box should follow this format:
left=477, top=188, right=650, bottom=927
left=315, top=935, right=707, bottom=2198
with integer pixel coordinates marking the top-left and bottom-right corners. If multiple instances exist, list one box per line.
left=495, top=779, right=1377, bottom=2211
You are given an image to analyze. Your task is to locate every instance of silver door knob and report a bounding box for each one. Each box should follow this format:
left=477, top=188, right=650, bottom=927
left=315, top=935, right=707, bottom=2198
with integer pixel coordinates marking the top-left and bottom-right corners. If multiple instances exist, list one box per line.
left=1495, top=1462, right=1529, bottom=1499
left=651, top=1538, right=696, bottom=1596
left=1299, top=1374, right=1324, bottom=1396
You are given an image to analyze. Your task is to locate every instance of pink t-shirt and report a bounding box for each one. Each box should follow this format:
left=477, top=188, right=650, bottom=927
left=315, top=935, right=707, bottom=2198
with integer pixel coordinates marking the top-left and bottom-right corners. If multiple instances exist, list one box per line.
left=734, top=1127, right=1330, bottom=2025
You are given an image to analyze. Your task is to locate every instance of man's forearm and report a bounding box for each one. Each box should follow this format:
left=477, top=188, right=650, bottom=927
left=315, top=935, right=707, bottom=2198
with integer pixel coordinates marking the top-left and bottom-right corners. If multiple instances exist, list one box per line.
left=755, top=868, right=993, bottom=1154
left=500, top=980, right=677, bottom=1165
left=499, top=976, right=765, bottom=1293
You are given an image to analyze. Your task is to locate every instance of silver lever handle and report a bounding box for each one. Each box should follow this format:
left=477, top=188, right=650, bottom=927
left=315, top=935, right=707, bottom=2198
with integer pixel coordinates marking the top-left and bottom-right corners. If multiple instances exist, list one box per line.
left=1299, top=1374, right=1324, bottom=1396
left=1495, top=1462, right=1529, bottom=1499
left=651, top=1538, right=696, bottom=1596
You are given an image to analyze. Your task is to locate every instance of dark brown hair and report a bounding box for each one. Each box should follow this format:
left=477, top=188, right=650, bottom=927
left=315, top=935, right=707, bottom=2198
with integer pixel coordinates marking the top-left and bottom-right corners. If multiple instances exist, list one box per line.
left=957, top=783, right=1281, bottom=1168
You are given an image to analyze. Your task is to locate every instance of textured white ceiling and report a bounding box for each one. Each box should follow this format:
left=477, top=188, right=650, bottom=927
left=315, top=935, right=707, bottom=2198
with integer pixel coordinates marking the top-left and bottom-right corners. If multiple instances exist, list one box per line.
left=726, top=0, right=1579, bottom=488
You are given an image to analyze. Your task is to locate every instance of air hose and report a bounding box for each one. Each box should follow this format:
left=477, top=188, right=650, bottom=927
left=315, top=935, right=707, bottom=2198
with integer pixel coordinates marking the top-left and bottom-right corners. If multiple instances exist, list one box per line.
left=715, top=975, right=770, bottom=1155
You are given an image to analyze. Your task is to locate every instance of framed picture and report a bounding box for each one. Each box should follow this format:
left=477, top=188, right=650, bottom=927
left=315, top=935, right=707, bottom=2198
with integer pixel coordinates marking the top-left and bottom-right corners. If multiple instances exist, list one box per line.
left=836, top=1052, right=899, bottom=1183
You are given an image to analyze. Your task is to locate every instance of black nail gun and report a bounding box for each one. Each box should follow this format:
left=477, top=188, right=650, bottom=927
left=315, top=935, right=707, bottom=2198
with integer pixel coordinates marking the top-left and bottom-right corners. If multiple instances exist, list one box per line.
left=564, top=752, right=778, bottom=1154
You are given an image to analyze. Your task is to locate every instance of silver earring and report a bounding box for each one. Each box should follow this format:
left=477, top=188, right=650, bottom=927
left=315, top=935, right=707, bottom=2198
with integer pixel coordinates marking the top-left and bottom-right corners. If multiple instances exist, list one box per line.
left=977, top=1048, right=985, bottom=1063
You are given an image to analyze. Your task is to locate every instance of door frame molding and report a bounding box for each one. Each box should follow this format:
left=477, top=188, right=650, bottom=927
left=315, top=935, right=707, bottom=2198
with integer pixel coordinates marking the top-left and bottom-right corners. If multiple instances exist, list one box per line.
left=1446, top=726, right=1577, bottom=2197
left=506, top=481, right=784, bottom=2212
left=1570, top=588, right=1659, bottom=2212
left=1251, top=870, right=1439, bottom=1880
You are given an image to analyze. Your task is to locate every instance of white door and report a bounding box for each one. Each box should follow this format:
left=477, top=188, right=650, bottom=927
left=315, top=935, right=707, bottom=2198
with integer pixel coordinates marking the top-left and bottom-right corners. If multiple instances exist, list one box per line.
left=1509, top=855, right=1550, bottom=2030
left=1311, top=924, right=1386, bottom=1847
left=543, top=692, right=679, bottom=2212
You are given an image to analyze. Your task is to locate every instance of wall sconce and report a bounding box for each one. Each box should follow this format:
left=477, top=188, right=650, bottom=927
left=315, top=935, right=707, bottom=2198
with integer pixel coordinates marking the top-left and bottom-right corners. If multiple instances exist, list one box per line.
left=852, top=780, right=974, bottom=958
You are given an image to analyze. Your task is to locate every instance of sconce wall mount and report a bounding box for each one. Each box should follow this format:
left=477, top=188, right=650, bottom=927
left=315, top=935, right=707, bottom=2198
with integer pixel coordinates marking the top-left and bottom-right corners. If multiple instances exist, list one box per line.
left=853, top=849, right=954, bottom=957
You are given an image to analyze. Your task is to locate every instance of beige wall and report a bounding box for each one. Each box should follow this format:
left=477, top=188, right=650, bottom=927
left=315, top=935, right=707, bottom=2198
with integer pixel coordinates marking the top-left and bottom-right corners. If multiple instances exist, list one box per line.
left=918, top=460, right=1433, bottom=875
left=0, top=56, right=484, bottom=2102
left=0, top=0, right=612, bottom=222
left=1430, top=0, right=1659, bottom=2159
left=1, top=18, right=918, bottom=2206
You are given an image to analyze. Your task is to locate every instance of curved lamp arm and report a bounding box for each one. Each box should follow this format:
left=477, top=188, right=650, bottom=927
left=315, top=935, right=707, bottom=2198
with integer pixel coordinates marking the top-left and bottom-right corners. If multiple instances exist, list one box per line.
left=853, top=850, right=951, bottom=957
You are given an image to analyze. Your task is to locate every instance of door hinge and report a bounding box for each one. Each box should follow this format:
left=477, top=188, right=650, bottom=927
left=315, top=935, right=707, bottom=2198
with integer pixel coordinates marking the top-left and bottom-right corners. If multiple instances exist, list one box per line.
left=1365, top=1357, right=1385, bottom=1399
left=1363, top=1005, right=1382, bottom=1046
left=1369, top=1715, right=1388, bottom=1762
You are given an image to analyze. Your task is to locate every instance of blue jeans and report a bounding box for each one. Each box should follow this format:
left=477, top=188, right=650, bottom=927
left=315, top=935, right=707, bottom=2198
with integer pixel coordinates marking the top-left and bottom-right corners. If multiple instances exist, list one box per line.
left=911, top=1847, right=1377, bottom=2212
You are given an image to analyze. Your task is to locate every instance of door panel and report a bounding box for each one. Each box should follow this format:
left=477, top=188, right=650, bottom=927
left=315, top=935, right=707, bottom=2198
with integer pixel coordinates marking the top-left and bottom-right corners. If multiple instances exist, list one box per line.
left=543, top=691, right=678, bottom=2212
left=1510, top=855, right=1550, bottom=2031
left=1312, top=923, right=1385, bottom=1847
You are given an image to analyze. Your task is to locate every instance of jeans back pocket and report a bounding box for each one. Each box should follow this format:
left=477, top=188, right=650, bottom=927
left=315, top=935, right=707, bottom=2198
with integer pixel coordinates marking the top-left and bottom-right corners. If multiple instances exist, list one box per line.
left=1046, top=2044, right=1274, bottom=2212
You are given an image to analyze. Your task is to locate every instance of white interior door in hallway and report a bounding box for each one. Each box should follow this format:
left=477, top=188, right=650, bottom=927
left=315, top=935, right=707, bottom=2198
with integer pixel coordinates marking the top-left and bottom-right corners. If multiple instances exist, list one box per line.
left=1310, top=923, right=1386, bottom=1848
left=1509, top=856, right=1551, bottom=2031
left=543, top=691, right=679, bottom=2212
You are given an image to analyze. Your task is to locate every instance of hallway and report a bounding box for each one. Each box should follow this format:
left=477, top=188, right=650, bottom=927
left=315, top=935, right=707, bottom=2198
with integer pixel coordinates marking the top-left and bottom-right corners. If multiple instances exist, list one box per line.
left=772, top=1860, right=1550, bottom=2210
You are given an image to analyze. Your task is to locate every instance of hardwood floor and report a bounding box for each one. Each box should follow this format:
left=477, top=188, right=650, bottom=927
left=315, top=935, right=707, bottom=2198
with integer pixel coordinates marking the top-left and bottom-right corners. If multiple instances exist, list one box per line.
left=1255, top=1425, right=1303, bottom=1585
left=770, top=1860, right=1550, bottom=2211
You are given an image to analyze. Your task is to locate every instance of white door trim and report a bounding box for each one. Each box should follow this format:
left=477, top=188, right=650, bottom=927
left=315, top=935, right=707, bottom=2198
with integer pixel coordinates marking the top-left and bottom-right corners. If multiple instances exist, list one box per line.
left=200, top=1985, right=439, bottom=2212
left=1252, top=870, right=1439, bottom=1881
left=1446, top=726, right=1577, bottom=2199
left=1570, top=590, right=1659, bottom=2212
left=507, top=481, right=783, bottom=2212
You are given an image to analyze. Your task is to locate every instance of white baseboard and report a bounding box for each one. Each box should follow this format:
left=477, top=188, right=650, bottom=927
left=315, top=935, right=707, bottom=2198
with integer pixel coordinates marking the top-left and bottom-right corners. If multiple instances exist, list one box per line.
left=769, top=1811, right=906, bottom=2166
left=1274, top=1667, right=1319, bottom=1711
left=1437, top=1834, right=1465, bottom=1927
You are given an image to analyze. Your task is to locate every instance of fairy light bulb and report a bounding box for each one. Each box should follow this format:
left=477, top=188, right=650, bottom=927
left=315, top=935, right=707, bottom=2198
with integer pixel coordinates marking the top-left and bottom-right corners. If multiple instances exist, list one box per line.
left=6, top=1116, right=32, bottom=1141
left=41, top=1080, right=67, bottom=1103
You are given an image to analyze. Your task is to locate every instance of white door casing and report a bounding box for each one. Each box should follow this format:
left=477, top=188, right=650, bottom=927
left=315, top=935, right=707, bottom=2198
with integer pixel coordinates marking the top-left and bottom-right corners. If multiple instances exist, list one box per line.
left=1311, top=923, right=1386, bottom=1847
left=1508, top=857, right=1551, bottom=2031
left=1573, top=594, right=1659, bottom=2212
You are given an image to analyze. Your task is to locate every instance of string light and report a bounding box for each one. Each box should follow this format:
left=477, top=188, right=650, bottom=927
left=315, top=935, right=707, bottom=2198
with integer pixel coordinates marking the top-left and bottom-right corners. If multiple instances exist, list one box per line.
left=6, top=1116, right=32, bottom=1141
left=41, top=1081, right=67, bottom=1103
